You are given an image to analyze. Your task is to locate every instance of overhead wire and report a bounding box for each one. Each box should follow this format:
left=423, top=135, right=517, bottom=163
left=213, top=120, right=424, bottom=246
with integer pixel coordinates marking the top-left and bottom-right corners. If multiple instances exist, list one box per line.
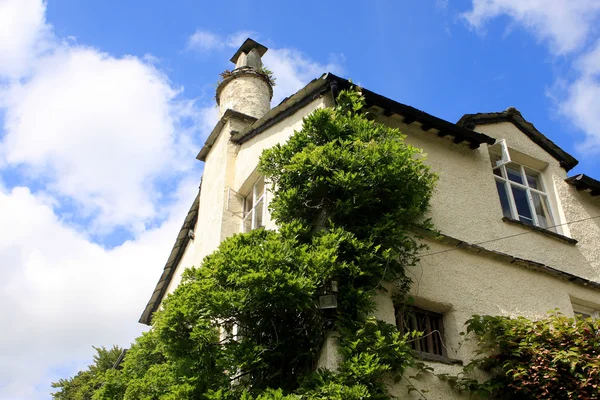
left=419, top=215, right=600, bottom=258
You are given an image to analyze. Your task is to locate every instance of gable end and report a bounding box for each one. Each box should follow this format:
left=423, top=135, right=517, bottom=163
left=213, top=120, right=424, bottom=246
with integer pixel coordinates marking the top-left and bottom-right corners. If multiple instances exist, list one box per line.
left=457, top=107, right=578, bottom=171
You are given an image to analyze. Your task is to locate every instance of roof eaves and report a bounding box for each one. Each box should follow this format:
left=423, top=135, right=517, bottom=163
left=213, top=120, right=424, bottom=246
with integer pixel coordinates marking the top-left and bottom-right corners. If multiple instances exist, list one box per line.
left=138, top=189, right=201, bottom=325
left=565, top=174, right=600, bottom=196
left=231, top=74, right=331, bottom=144
left=197, top=109, right=257, bottom=162
left=232, top=73, right=496, bottom=149
left=330, top=74, right=496, bottom=149
left=457, top=108, right=579, bottom=171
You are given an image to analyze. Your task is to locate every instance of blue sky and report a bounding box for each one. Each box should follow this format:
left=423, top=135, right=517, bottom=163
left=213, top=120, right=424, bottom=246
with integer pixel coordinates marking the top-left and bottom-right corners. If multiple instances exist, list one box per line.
left=1, top=0, right=599, bottom=398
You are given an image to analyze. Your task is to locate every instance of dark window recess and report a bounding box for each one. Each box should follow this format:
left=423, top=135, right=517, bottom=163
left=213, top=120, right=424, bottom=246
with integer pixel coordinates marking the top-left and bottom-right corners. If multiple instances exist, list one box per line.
left=397, top=307, right=446, bottom=357
left=495, top=181, right=512, bottom=218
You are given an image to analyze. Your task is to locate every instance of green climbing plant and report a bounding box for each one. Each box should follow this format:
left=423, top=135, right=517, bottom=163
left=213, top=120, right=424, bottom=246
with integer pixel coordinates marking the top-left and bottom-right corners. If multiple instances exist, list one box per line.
left=54, top=87, right=438, bottom=399
left=443, top=312, right=600, bottom=399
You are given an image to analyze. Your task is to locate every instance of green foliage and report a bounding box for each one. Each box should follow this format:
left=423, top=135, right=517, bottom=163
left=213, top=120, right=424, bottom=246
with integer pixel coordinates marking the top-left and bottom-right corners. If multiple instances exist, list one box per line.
left=217, top=66, right=276, bottom=91
left=56, top=87, right=437, bottom=399
left=51, top=346, right=123, bottom=400
left=452, top=312, right=600, bottom=399
left=256, top=66, right=276, bottom=86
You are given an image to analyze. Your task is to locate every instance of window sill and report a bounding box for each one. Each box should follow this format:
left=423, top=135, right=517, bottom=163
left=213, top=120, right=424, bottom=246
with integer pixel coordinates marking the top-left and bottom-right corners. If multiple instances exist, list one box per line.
left=502, top=217, right=578, bottom=245
left=413, top=351, right=462, bottom=366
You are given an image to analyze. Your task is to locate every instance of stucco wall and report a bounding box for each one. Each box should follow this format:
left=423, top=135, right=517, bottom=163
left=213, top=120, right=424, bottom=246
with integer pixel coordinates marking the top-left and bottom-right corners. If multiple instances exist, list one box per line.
left=556, top=180, right=600, bottom=278
left=162, top=122, right=233, bottom=298
left=163, top=95, right=331, bottom=297
left=218, top=74, right=271, bottom=119
left=234, top=96, right=330, bottom=191
left=376, top=116, right=600, bottom=281
left=373, top=237, right=600, bottom=398
left=163, top=226, right=198, bottom=297
left=233, top=95, right=331, bottom=230
left=474, top=121, right=600, bottom=280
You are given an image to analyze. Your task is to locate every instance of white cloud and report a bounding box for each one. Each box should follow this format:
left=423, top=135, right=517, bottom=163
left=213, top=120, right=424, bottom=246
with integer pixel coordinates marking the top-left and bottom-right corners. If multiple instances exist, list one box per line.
left=461, top=0, right=600, bottom=55
left=1, top=47, right=200, bottom=232
left=185, top=29, right=344, bottom=105
left=0, top=0, right=51, bottom=78
left=0, top=1, right=215, bottom=398
left=225, top=30, right=256, bottom=49
left=185, top=29, right=254, bottom=53
left=264, top=49, right=344, bottom=105
left=0, top=179, right=199, bottom=399
left=560, top=42, right=600, bottom=154
left=186, top=29, right=223, bottom=52
left=462, top=0, right=600, bottom=155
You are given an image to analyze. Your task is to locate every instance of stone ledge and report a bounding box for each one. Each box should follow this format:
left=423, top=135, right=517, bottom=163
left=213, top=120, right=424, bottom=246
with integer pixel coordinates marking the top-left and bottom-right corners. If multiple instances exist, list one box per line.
left=414, top=351, right=462, bottom=365
left=412, top=225, right=600, bottom=292
left=501, top=217, right=578, bottom=245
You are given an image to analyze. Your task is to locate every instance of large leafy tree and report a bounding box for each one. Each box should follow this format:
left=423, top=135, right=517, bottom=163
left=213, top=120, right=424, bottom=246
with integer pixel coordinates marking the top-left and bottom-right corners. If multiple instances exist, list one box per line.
left=55, top=88, right=437, bottom=399
left=51, top=346, right=123, bottom=399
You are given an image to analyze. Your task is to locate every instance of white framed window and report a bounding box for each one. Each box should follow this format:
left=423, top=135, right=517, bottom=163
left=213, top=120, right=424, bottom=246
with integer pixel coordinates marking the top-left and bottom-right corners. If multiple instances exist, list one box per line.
left=242, top=177, right=266, bottom=232
left=491, top=154, right=556, bottom=232
left=572, top=302, right=600, bottom=320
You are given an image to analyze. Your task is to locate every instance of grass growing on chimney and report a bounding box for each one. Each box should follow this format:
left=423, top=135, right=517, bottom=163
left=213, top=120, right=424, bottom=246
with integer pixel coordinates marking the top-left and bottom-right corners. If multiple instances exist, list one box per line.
left=216, top=66, right=276, bottom=91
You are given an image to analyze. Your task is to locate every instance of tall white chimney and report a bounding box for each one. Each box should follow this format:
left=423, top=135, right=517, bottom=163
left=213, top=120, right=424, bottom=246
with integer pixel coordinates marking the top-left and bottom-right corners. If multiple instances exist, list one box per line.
left=216, top=38, right=273, bottom=119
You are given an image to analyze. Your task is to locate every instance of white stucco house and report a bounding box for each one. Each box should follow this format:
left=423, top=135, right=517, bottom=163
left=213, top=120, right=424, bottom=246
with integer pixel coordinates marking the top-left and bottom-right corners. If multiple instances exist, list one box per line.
left=138, top=39, right=600, bottom=398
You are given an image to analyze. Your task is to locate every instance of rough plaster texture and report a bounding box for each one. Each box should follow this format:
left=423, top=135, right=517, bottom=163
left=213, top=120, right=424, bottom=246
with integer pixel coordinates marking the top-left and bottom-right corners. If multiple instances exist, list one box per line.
left=163, top=227, right=198, bottom=298
left=163, top=97, right=328, bottom=297
left=377, top=236, right=600, bottom=397
left=377, top=117, right=600, bottom=281
left=473, top=121, right=599, bottom=279
left=316, top=331, right=342, bottom=372
left=555, top=181, right=600, bottom=279
left=158, top=86, right=600, bottom=399
left=218, top=74, right=271, bottom=119
left=164, top=117, right=254, bottom=298
left=388, top=363, right=471, bottom=400
left=234, top=96, right=330, bottom=230
left=234, top=96, right=330, bottom=191
left=162, top=126, right=229, bottom=297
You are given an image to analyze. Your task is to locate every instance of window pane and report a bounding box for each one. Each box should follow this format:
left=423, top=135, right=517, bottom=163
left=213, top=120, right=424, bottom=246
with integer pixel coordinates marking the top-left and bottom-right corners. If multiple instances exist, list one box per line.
left=505, top=163, right=524, bottom=184
left=531, top=192, right=554, bottom=231
left=575, top=311, right=592, bottom=320
left=493, top=168, right=503, bottom=178
left=254, top=198, right=264, bottom=229
left=244, top=193, right=253, bottom=214
left=573, top=304, right=598, bottom=320
left=495, top=180, right=512, bottom=218
left=254, top=178, right=265, bottom=202
left=524, top=167, right=541, bottom=190
left=243, top=214, right=252, bottom=233
left=397, top=307, right=444, bottom=356
left=511, top=186, right=533, bottom=224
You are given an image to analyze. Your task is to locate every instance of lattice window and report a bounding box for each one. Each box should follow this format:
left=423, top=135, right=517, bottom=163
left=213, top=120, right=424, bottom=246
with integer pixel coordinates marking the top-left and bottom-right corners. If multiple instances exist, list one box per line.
left=397, top=307, right=446, bottom=357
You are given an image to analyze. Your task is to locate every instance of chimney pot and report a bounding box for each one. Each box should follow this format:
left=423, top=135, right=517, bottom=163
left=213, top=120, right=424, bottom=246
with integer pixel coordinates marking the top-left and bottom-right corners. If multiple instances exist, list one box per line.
left=216, top=38, right=272, bottom=119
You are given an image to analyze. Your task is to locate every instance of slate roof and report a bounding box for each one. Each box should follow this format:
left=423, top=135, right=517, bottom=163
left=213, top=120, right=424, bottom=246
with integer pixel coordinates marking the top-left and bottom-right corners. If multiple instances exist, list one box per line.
left=457, top=107, right=579, bottom=171
left=139, top=189, right=200, bottom=325
left=565, top=174, right=600, bottom=197
left=232, top=73, right=496, bottom=149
